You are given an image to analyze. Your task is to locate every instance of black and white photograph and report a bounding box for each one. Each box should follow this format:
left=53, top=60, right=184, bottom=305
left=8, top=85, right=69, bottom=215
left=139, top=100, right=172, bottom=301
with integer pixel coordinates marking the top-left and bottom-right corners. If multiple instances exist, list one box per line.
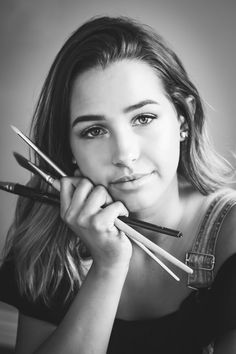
left=0, top=0, right=236, bottom=353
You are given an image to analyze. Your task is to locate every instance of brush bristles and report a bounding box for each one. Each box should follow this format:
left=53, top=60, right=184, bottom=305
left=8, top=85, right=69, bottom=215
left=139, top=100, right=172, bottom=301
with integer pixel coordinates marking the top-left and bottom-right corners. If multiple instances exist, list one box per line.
left=13, top=152, right=36, bottom=175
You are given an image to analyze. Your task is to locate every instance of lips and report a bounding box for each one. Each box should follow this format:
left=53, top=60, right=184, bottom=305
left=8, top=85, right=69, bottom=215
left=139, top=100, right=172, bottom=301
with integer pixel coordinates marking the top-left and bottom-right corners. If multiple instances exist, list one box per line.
left=109, top=171, right=156, bottom=192
left=111, top=172, right=154, bottom=184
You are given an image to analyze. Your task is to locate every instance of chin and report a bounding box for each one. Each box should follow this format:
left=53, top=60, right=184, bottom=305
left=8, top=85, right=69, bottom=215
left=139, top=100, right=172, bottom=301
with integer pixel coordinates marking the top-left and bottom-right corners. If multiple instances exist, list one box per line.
left=112, top=192, right=156, bottom=215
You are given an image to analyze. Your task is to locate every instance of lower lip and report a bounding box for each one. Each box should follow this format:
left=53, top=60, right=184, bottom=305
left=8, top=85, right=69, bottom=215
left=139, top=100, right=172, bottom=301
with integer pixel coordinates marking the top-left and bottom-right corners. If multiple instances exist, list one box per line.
left=110, top=172, right=156, bottom=191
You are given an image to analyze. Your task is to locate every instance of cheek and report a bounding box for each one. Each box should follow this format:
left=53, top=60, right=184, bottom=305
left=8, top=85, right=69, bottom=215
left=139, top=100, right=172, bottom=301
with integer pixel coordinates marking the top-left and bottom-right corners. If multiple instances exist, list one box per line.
left=72, top=145, right=108, bottom=183
left=146, top=128, right=180, bottom=171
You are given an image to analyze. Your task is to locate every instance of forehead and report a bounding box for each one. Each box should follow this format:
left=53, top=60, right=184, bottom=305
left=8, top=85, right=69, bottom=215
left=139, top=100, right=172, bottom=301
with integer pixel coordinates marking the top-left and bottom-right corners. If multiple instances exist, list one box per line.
left=70, top=59, right=167, bottom=117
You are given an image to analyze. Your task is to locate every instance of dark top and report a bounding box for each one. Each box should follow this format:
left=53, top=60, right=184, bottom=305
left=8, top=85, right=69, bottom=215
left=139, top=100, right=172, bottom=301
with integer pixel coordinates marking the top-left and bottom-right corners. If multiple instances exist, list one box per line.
left=0, top=254, right=236, bottom=354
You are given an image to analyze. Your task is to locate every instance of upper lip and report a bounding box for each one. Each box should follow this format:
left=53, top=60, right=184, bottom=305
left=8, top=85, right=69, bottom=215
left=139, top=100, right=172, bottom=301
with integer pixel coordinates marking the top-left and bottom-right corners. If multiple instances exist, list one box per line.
left=111, top=173, right=152, bottom=184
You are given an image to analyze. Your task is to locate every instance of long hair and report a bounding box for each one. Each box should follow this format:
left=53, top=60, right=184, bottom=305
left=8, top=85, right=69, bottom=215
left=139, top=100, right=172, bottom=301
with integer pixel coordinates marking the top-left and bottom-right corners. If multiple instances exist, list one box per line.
left=3, top=16, right=234, bottom=303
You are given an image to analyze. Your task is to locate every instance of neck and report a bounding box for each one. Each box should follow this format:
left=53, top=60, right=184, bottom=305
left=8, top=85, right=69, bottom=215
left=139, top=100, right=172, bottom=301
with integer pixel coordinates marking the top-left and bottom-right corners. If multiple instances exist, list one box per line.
left=130, top=179, right=205, bottom=254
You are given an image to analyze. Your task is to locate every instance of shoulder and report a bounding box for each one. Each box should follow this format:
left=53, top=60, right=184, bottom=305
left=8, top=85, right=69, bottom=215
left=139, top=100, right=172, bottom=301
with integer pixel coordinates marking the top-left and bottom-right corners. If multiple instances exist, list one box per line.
left=214, top=188, right=236, bottom=273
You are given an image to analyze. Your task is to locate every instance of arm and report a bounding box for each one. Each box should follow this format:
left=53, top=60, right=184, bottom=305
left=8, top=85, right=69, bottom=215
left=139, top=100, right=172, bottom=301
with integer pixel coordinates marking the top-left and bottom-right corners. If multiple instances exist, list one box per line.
left=16, top=261, right=129, bottom=354
left=16, top=176, right=132, bottom=354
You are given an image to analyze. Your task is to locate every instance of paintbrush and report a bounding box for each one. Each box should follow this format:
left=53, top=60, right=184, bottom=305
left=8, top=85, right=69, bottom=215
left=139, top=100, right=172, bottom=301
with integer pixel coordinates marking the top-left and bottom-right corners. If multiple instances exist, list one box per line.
left=29, top=161, right=183, bottom=280
left=11, top=125, right=66, bottom=177
left=11, top=125, right=193, bottom=277
left=13, top=152, right=61, bottom=191
left=13, top=154, right=180, bottom=281
left=13, top=152, right=182, bottom=237
left=0, top=181, right=60, bottom=205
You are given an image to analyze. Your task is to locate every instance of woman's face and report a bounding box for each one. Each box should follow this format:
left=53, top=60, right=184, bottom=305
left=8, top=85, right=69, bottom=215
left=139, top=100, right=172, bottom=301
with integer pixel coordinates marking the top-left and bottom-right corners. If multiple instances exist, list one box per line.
left=70, top=59, right=183, bottom=213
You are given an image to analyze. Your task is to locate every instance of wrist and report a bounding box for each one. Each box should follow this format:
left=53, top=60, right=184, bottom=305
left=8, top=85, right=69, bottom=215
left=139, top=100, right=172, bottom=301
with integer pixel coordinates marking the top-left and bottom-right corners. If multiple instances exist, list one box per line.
left=92, top=260, right=130, bottom=280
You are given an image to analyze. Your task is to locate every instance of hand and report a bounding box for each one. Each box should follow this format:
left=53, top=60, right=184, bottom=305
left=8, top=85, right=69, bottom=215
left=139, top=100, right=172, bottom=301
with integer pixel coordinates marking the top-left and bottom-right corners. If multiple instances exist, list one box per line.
left=60, top=176, right=132, bottom=271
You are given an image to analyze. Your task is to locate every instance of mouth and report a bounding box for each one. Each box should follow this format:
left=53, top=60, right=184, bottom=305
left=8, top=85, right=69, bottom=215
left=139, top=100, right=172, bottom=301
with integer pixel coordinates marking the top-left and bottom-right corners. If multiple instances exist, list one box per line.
left=110, top=171, right=156, bottom=191
left=111, top=173, right=151, bottom=184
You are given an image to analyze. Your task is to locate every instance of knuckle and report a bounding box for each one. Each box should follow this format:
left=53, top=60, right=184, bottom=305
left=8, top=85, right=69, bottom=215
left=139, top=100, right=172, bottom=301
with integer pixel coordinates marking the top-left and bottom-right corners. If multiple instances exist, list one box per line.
left=80, top=177, right=93, bottom=188
left=63, top=209, right=88, bottom=229
left=90, top=215, right=104, bottom=231
left=61, top=176, right=81, bottom=189
left=76, top=213, right=87, bottom=228
left=113, top=201, right=129, bottom=217
left=60, top=176, right=70, bottom=186
left=60, top=205, right=69, bottom=220
left=114, top=200, right=123, bottom=208
left=65, top=207, right=80, bottom=224
left=93, top=184, right=106, bottom=196
left=74, top=178, right=94, bottom=195
left=60, top=208, right=65, bottom=219
left=91, top=214, right=116, bottom=234
left=63, top=209, right=75, bottom=224
left=114, top=200, right=125, bottom=211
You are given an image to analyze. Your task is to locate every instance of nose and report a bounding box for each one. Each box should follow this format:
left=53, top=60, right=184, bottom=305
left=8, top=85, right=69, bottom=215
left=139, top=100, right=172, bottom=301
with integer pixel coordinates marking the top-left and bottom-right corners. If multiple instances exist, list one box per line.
left=111, top=129, right=140, bottom=168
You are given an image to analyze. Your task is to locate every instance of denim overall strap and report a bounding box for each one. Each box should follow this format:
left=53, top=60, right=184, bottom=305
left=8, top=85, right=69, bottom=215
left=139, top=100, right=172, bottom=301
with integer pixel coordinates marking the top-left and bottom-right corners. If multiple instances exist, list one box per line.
left=185, top=189, right=236, bottom=290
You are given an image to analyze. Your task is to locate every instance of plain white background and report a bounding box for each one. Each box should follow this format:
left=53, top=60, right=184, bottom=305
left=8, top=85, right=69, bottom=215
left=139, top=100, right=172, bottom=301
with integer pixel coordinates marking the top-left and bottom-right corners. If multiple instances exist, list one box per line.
left=0, top=0, right=235, bottom=350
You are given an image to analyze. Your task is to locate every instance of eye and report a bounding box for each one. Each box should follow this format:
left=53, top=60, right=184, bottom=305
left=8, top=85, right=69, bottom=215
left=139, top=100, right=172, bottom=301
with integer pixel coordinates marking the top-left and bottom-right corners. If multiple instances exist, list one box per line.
left=132, top=114, right=157, bottom=126
left=80, top=126, right=108, bottom=139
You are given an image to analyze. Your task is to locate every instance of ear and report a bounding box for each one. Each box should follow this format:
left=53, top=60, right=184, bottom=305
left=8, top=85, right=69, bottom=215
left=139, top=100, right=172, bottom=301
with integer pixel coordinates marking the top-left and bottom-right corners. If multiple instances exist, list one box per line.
left=178, top=95, right=195, bottom=140
left=179, top=113, right=189, bottom=142
left=71, top=156, right=82, bottom=176
left=74, top=168, right=82, bottom=177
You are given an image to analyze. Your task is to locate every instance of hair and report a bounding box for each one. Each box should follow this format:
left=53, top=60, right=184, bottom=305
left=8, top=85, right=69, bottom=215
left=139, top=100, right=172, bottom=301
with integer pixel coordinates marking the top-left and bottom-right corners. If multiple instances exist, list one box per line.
left=2, top=15, right=234, bottom=303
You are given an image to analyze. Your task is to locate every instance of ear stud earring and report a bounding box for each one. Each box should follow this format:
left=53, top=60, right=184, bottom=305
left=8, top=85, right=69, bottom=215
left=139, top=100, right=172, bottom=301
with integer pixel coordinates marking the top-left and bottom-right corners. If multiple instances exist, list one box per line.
left=180, top=130, right=189, bottom=141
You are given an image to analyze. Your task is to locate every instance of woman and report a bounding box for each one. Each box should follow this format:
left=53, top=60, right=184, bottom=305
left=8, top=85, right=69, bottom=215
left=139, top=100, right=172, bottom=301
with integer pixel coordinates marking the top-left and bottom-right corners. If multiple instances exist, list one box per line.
left=0, top=16, right=236, bottom=353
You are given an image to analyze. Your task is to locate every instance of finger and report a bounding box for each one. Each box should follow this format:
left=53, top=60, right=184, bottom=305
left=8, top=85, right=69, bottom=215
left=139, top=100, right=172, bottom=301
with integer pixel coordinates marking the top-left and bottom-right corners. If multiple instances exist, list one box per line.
left=91, top=200, right=129, bottom=234
left=60, top=177, right=81, bottom=217
left=67, top=178, right=94, bottom=215
left=75, top=185, right=115, bottom=231
left=80, top=185, right=113, bottom=218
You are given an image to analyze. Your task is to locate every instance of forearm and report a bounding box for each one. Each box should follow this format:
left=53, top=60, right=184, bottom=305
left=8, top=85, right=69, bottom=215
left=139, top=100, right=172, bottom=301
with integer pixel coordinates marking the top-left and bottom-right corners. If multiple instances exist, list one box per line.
left=34, top=263, right=129, bottom=354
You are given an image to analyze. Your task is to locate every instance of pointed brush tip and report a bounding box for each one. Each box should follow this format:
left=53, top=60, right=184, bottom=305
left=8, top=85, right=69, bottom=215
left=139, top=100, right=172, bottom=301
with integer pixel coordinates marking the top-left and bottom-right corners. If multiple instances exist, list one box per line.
left=13, top=152, right=35, bottom=174
left=13, top=151, right=21, bottom=158
left=10, top=125, right=19, bottom=133
left=13, top=151, right=28, bottom=165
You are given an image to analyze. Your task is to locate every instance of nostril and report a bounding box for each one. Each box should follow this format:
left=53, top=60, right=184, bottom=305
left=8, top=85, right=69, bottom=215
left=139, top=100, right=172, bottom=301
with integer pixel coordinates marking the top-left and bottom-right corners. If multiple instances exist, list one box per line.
left=112, top=144, right=140, bottom=167
left=112, top=153, right=138, bottom=167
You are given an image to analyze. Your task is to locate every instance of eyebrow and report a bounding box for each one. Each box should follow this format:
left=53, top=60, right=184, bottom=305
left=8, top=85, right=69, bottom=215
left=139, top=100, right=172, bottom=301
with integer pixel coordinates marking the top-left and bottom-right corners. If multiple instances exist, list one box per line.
left=123, top=99, right=159, bottom=113
left=71, top=99, right=159, bottom=128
